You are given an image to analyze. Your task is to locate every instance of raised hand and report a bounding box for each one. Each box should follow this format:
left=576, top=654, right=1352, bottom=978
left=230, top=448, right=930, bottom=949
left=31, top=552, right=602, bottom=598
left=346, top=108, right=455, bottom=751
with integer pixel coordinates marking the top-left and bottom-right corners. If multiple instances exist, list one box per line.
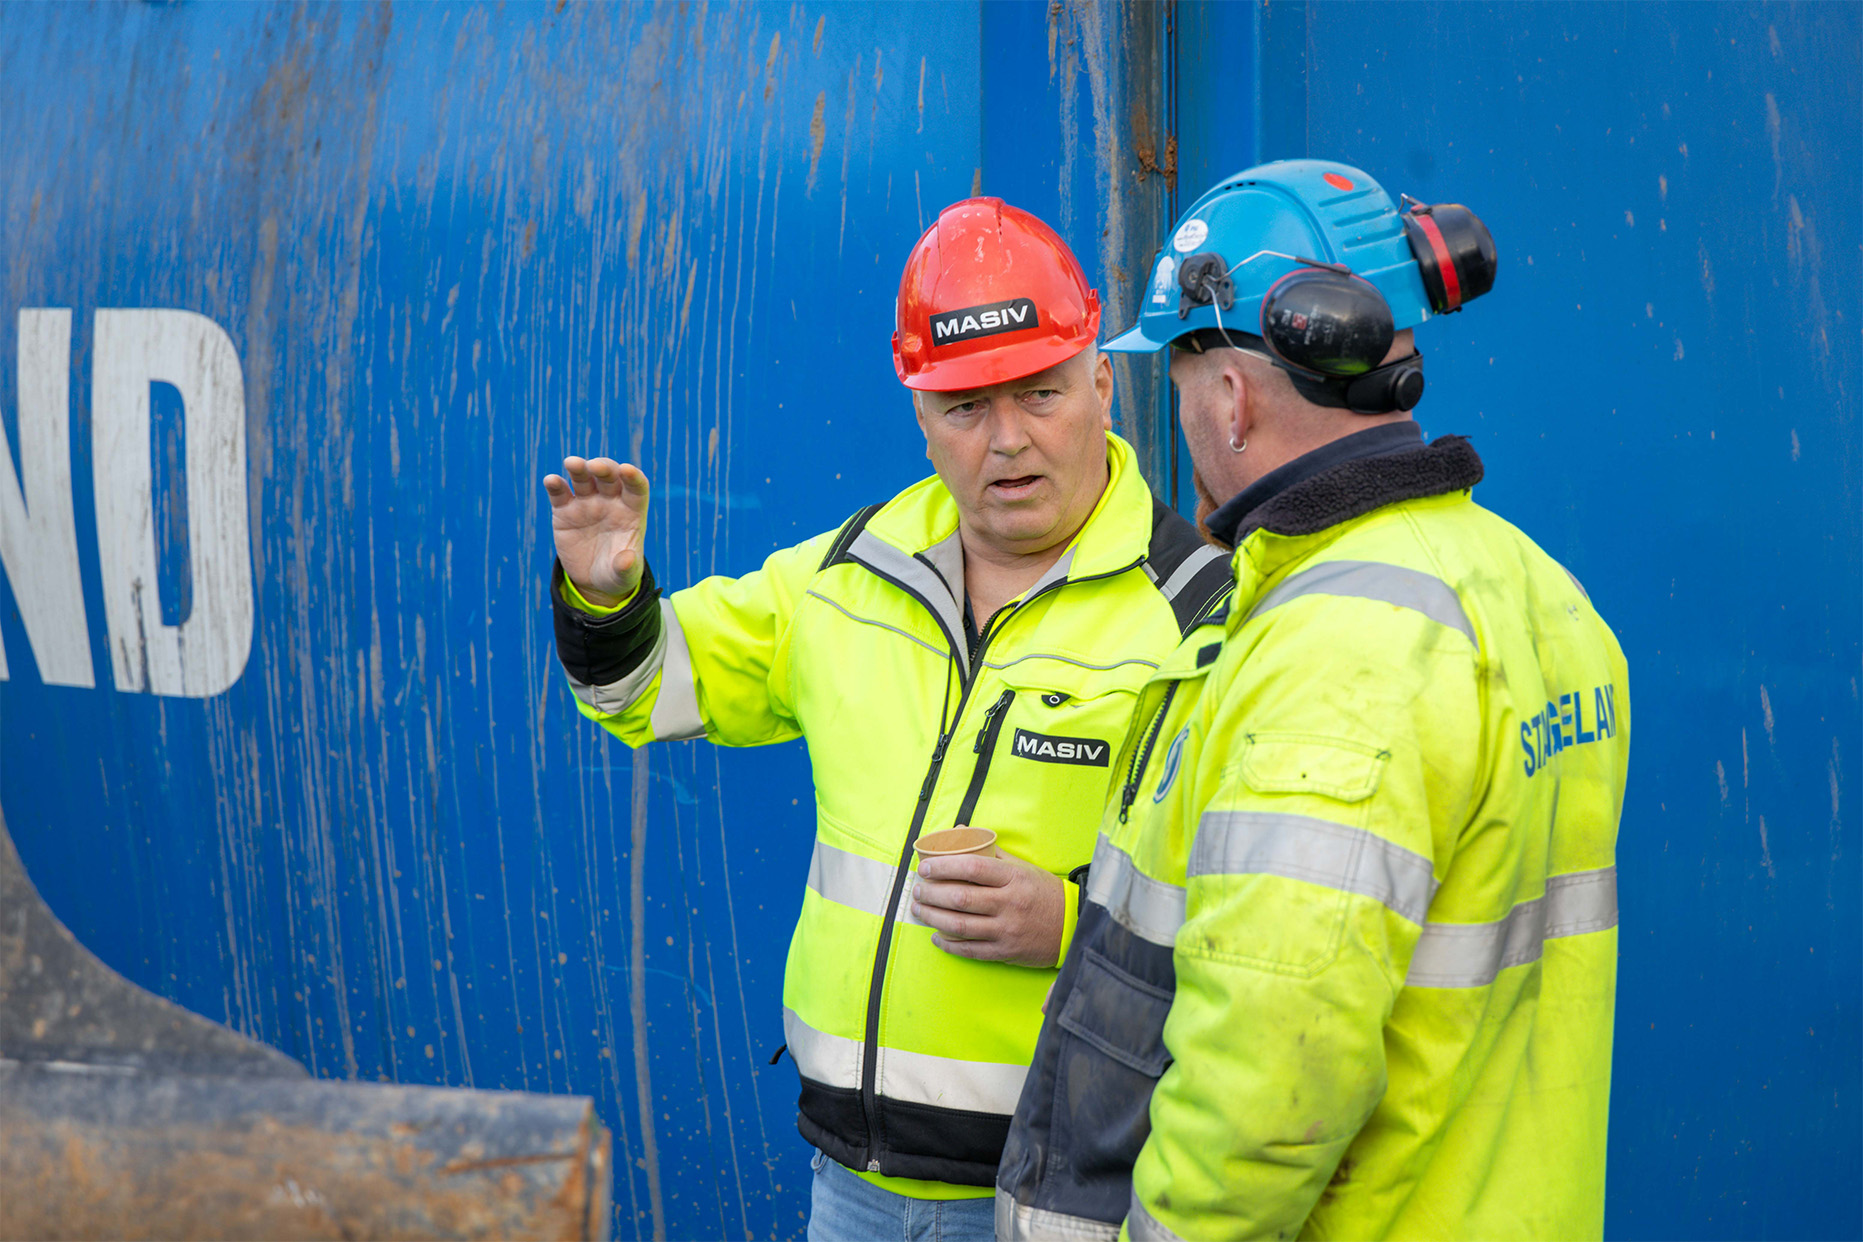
left=542, top=456, right=651, bottom=607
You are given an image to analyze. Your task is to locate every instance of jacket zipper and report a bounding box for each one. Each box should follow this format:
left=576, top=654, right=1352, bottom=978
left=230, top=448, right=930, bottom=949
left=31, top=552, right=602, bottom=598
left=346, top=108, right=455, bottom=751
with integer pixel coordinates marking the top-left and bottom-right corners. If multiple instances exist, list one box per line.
left=952, top=688, right=1016, bottom=829
left=1118, top=681, right=1180, bottom=824
left=858, top=610, right=1006, bottom=1170
left=854, top=555, right=1145, bottom=1172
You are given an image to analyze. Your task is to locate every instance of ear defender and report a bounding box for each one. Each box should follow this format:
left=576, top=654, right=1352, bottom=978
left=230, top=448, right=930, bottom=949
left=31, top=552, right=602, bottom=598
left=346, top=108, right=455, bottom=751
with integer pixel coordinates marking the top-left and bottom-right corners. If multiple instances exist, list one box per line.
left=1260, top=267, right=1395, bottom=375
left=1258, top=266, right=1423, bottom=414
left=1401, top=201, right=1498, bottom=314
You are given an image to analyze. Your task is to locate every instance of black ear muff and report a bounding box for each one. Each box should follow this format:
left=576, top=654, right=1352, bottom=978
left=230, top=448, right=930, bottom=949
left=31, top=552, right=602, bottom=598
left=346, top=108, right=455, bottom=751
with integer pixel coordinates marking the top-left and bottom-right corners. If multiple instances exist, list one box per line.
left=1259, top=267, right=1395, bottom=377
left=1401, top=202, right=1497, bottom=314
left=1176, top=252, right=1234, bottom=320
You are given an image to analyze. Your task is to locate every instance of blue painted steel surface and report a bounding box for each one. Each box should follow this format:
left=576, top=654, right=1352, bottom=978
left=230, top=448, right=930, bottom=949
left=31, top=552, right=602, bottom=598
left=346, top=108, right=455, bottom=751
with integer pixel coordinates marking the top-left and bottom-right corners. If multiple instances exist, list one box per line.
left=1238, top=4, right=1859, bottom=1239
left=2, top=3, right=1857, bottom=1240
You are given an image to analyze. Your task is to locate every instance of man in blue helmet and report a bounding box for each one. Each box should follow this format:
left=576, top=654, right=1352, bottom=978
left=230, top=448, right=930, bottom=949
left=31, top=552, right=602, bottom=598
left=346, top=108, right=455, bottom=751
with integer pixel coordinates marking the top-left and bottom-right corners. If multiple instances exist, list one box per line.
left=994, top=159, right=1630, bottom=1240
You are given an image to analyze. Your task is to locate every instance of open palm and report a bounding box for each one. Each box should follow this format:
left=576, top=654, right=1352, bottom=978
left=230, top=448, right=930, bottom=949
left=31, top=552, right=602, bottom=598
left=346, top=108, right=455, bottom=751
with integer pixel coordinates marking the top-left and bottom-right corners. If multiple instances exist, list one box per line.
left=542, top=456, right=650, bottom=606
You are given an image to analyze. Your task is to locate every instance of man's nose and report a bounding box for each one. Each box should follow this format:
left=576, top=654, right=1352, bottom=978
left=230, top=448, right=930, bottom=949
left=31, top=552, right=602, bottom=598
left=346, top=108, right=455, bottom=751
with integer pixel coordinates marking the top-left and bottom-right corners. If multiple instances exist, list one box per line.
left=984, top=398, right=1031, bottom=453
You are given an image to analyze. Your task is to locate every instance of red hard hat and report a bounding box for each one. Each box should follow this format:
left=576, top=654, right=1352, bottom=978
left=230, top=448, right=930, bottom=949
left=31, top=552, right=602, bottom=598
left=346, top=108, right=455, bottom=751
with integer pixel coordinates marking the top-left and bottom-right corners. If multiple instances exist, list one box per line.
left=892, top=198, right=1102, bottom=391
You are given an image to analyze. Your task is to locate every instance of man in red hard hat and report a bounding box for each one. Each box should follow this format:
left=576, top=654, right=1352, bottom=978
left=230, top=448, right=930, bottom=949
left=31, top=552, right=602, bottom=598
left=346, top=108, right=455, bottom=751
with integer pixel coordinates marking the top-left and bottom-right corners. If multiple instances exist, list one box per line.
left=542, top=199, right=1231, bottom=1239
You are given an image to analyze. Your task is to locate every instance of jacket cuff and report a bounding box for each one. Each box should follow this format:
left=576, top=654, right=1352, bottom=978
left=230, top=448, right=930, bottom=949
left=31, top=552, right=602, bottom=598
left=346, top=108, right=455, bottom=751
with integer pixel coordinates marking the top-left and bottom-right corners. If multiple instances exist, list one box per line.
left=552, top=558, right=663, bottom=686
left=559, top=571, right=638, bottom=616
left=1054, top=875, right=1083, bottom=966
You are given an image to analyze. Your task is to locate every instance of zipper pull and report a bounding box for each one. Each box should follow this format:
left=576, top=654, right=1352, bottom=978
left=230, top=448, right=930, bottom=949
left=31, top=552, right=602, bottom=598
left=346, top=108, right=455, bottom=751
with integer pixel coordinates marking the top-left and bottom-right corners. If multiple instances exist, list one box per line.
left=919, top=731, right=951, bottom=801
left=974, top=689, right=1014, bottom=752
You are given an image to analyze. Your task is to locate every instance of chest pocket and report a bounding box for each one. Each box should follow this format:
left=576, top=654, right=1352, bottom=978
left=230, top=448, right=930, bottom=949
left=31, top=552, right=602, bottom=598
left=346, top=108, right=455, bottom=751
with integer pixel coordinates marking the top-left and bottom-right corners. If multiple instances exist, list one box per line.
left=959, top=661, right=1145, bottom=874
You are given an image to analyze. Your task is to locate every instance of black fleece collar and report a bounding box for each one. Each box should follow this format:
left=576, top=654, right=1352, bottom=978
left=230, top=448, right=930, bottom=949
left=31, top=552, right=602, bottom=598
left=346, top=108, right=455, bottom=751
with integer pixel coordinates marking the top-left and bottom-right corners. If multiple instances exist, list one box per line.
left=1206, top=433, right=1485, bottom=547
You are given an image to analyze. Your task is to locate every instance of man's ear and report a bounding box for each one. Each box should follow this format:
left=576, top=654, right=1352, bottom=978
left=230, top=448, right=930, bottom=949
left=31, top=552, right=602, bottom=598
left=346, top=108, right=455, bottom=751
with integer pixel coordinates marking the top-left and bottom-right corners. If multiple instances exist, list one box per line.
left=1094, top=351, right=1115, bottom=431
left=1223, top=361, right=1251, bottom=449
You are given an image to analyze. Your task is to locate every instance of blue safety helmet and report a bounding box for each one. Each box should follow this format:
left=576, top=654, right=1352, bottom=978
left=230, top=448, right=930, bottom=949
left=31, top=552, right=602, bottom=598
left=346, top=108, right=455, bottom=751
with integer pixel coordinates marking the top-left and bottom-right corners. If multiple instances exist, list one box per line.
left=1106, top=159, right=1437, bottom=354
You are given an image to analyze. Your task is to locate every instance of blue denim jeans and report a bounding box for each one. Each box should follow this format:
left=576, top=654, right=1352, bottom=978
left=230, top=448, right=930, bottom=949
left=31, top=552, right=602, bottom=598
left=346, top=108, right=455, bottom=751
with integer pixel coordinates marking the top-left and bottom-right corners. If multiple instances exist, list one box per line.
left=807, top=1150, right=996, bottom=1242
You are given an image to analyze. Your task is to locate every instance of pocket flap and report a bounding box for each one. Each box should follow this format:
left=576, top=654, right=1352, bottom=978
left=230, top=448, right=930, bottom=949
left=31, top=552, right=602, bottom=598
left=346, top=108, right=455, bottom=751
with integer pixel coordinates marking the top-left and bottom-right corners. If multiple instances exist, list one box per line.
left=990, top=656, right=1150, bottom=704
left=1056, top=950, right=1174, bottom=1078
left=1238, top=732, right=1388, bottom=802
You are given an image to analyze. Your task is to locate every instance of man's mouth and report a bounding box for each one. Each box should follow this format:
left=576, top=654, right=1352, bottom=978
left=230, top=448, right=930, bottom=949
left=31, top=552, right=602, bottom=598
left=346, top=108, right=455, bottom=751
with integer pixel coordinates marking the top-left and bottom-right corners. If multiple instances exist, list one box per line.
left=987, top=475, right=1044, bottom=499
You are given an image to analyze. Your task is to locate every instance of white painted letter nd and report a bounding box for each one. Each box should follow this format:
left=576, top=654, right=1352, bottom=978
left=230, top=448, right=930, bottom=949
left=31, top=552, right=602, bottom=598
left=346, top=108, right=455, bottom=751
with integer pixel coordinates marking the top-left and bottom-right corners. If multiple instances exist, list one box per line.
left=92, top=309, right=253, bottom=697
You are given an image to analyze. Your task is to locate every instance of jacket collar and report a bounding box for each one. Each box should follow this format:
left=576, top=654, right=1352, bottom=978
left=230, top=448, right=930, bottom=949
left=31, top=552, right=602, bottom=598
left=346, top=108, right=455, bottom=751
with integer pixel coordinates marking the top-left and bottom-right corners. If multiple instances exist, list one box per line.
left=1236, top=434, right=1483, bottom=542
left=1228, top=434, right=1485, bottom=584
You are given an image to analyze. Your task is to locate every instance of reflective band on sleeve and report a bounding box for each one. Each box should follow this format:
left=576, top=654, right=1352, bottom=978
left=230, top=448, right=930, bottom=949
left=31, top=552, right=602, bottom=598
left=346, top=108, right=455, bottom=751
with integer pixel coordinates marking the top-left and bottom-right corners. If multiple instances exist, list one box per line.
left=1189, top=811, right=1438, bottom=924
left=850, top=530, right=965, bottom=665
left=1126, top=1193, right=1188, bottom=1242
left=1248, top=559, right=1476, bottom=646
left=1157, top=544, right=1227, bottom=605
left=648, top=599, right=706, bottom=741
left=568, top=620, right=668, bottom=716
left=1406, top=865, right=1618, bottom=989
left=807, top=839, right=925, bottom=926
left=995, top=1190, right=1120, bottom=1242
left=783, top=1007, right=1028, bottom=1114
left=1084, top=834, right=1185, bottom=948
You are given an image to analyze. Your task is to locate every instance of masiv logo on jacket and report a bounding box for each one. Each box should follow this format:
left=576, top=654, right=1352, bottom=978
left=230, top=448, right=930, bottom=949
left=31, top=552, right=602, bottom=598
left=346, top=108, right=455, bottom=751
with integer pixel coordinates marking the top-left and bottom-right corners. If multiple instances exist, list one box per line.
left=1010, top=727, right=1111, bottom=767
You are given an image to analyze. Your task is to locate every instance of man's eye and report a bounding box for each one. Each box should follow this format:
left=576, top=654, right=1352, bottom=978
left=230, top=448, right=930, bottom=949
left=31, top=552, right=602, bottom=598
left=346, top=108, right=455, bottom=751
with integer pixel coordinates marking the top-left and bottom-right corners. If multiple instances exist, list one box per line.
left=947, top=401, right=985, bottom=416
left=1024, top=389, right=1060, bottom=401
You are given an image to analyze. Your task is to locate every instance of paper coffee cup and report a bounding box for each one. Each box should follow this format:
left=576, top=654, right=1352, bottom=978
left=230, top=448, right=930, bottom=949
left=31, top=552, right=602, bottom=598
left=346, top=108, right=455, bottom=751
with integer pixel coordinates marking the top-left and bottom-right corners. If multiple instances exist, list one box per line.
left=913, top=826, right=1000, bottom=860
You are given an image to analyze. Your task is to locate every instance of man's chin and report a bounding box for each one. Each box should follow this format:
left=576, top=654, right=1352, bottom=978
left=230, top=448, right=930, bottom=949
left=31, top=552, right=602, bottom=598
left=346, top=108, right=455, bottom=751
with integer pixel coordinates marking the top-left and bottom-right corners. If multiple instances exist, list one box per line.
left=973, top=508, right=1065, bottom=553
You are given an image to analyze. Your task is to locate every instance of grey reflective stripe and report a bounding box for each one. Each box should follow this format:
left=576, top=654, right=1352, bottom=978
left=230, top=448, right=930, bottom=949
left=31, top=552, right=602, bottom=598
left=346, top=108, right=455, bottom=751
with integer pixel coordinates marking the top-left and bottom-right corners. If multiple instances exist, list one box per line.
left=1406, top=865, right=1619, bottom=989
left=1189, top=811, right=1438, bottom=924
left=806, top=590, right=948, bottom=660
left=849, top=529, right=964, bottom=664
left=647, top=599, right=706, bottom=741
left=995, top=1191, right=1120, bottom=1242
left=807, top=839, right=925, bottom=927
left=1249, top=559, right=1476, bottom=645
left=567, top=620, right=667, bottom=716
left=1126, top=1193, right=1187, bottom=1242
left=783, top=1008, right=1027, bottom=1113
left=1157, top=543, right=1227, bottom=605
left=784, top=1006, right=861, bottom=1091
left=878, top=1041, right=1028, bottom=1115
left=1084, top=833, right=1184, bottom=948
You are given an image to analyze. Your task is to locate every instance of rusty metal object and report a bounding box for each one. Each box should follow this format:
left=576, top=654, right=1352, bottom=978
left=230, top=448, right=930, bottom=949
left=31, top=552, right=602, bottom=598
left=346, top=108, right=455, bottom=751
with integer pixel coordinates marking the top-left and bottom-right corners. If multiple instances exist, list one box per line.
left=0, top=813, right=610, bottom=1240
left=0, top=1064, right=609, bottom=1241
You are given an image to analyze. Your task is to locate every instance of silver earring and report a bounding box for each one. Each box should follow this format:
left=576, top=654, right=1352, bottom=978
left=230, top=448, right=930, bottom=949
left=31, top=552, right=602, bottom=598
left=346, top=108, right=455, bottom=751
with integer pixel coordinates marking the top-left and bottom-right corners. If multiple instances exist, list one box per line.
left=1229, top=434, right=1247, bottom=453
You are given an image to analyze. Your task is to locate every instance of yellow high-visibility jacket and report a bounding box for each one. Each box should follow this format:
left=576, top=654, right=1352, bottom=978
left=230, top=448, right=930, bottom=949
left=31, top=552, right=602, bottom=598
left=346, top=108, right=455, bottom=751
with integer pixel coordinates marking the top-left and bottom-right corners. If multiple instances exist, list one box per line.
left=552, top=434, right=1232, bottom=1194
left=997, top=434, right=1630, bottom=1239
